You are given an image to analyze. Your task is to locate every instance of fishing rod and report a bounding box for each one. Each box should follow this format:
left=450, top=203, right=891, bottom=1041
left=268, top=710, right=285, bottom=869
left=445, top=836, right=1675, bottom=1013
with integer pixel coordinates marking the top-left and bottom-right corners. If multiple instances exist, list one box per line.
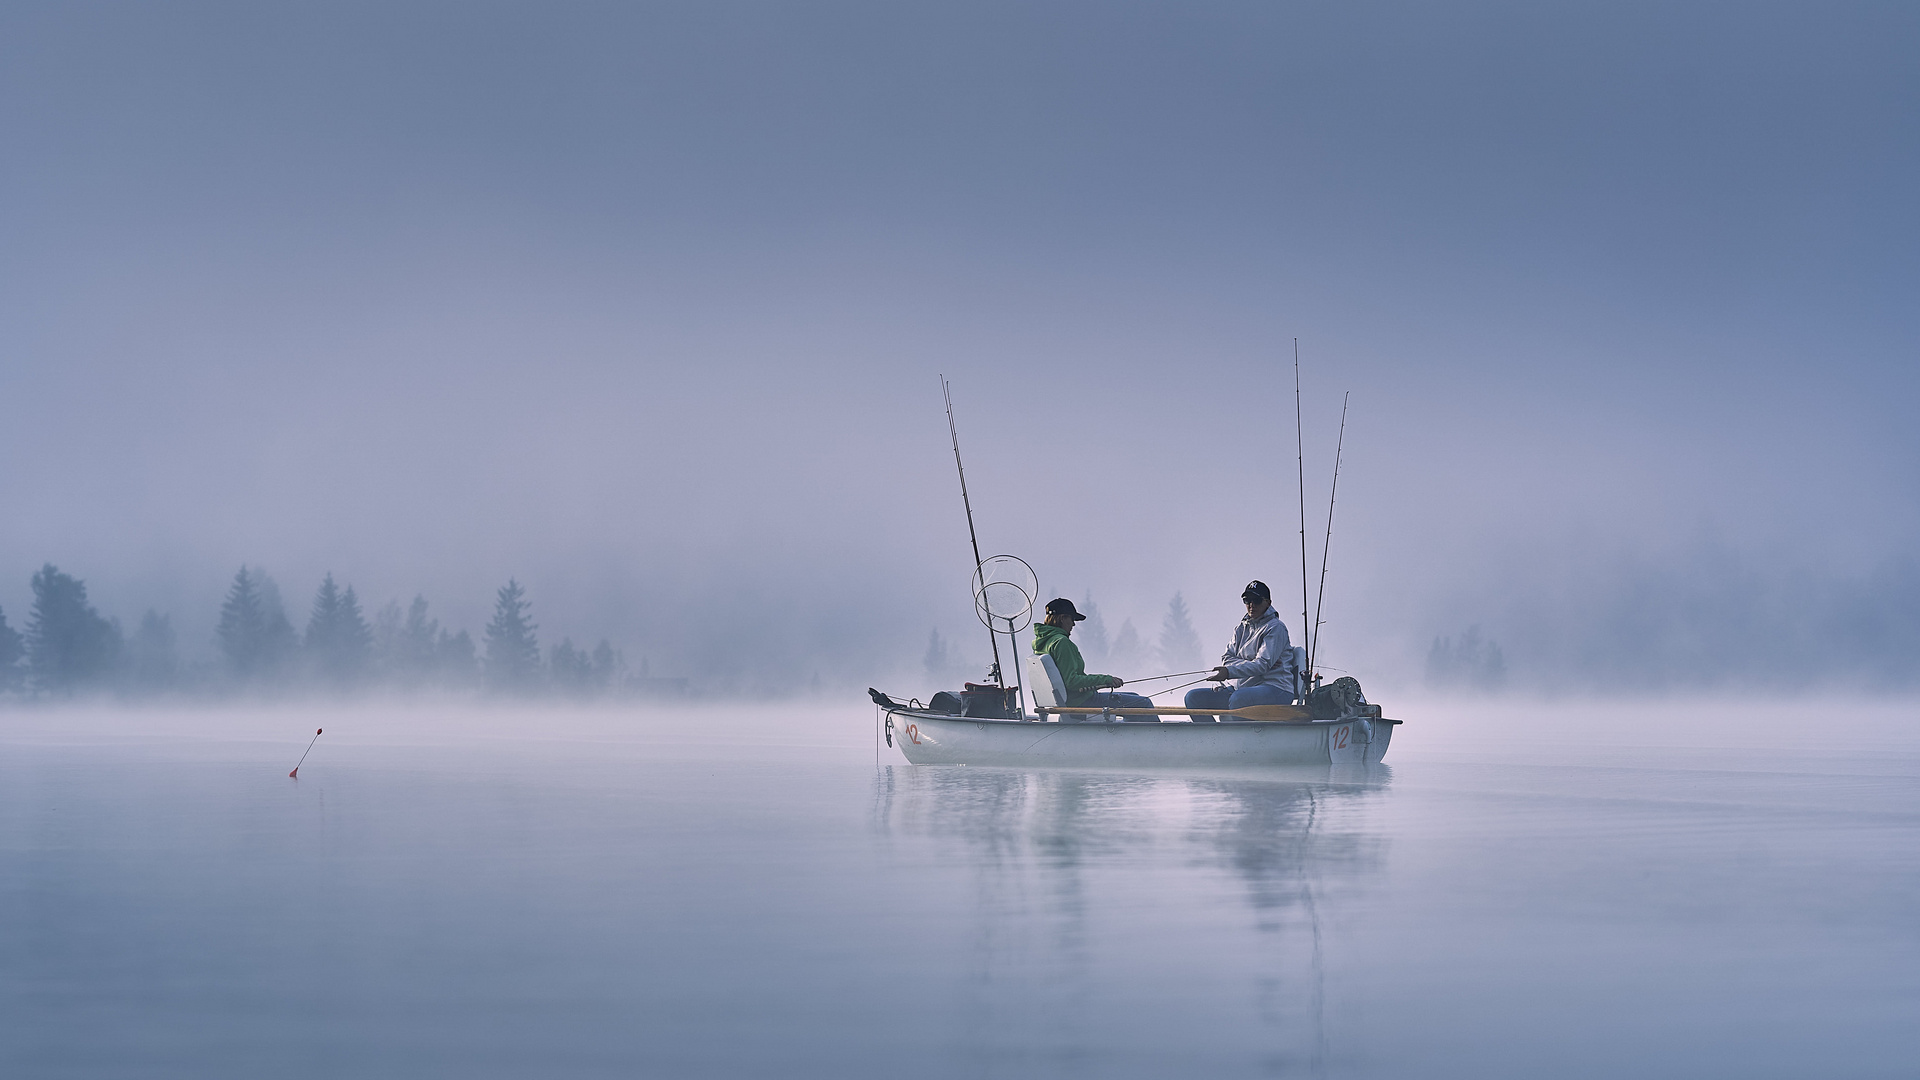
left=288, top=727, right=322, bottom=778
left=1308, top=392, right=1349, bottom=682
left=942, top=376, right=1004, bottom=688
left=1293, top=340, right=1312, bottom=683
left=1119, top=668, right=1216, bottom=683
left=1153, top=674, right=1218, bottom=697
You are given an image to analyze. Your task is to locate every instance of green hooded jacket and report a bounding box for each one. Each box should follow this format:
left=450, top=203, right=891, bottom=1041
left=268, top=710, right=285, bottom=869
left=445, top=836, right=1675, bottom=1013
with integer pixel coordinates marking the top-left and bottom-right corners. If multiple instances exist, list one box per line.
left=1032, top=622, right=1119, bottom=705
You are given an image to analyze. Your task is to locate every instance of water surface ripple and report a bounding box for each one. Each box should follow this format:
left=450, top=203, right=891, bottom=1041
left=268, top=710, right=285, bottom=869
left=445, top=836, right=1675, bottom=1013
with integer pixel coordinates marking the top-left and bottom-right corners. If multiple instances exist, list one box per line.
left=1, top=702, right=1914, bottom=1078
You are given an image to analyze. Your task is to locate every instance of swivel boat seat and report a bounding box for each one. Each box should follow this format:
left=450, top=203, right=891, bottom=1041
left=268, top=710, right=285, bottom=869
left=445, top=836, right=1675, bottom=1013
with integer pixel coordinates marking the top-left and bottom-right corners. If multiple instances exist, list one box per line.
left=1027, top=652, right=1070, bottom=720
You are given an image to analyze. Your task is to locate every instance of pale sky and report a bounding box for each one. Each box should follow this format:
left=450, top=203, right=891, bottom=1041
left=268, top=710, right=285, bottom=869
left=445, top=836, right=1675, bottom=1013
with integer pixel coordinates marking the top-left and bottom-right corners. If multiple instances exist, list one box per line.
left=3, top=2, right=1915, bottom=691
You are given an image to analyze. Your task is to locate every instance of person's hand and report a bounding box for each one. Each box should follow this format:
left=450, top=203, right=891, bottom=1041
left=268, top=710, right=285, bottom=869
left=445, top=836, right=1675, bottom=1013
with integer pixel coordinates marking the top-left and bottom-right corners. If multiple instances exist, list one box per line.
left=1208, top=667, right=1230, bottom=682
left=1107, top=676, right=1124, bottom=688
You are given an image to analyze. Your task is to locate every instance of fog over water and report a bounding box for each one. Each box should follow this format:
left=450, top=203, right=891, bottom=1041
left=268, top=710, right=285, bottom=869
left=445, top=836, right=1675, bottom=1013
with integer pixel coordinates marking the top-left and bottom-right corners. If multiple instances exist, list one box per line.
left=3, top=2, right=1917, bottom=697
left=3, top=700, right=1916, bottom=1077
left=5, top=11, right=1916, bottom=1075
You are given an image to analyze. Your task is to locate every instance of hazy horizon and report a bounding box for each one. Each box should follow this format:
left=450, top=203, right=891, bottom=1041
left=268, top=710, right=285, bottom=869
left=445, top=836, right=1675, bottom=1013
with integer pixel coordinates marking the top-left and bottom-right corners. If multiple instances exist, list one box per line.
left=4, top=2, right=1916, bottom=697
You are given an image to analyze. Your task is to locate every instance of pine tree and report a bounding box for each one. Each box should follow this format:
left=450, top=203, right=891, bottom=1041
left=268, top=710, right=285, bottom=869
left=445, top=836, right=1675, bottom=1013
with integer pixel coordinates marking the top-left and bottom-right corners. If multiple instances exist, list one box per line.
left=1157, top=592, right=1202, bottom=672
left=372, top=595, right=446, bottom=686
left=1481, top=640, right=1509, bottom=690
left=399, top=595, right=438, bottom=675
left=1078, top=593, right=1110, bottom=668
left=590, top=640, right=619, bottom=691
left=305, top=574, right=371, bottom=684
left=0, top=604, right=25, bottom=693
left=332, top=583, right=371, bottom=681
left=923, top=628, right=949, bottom=682
left=371, top=599, right=404, bottom=678
left=550, top=638, right=592, bottom=696
left=484, top=579, right=542, bottom=692
left=1109, top=617, right=1143, bottom=673
left=255, top=573, right=299, bottom=663
left=26, top=564, right=121, bottom=694
left=1424, top=634, right=1454, bottom=688
left=1425, top=626, right=1509, bottom=692
left=438, top=628, right=479, bottom=687
left=304, top=573, right=342, bottom=672
left=217, top=567, right=265, bottom=675
left=130, top=611, right=180, bottom=691
left=217, top=566, right=296, bottom=682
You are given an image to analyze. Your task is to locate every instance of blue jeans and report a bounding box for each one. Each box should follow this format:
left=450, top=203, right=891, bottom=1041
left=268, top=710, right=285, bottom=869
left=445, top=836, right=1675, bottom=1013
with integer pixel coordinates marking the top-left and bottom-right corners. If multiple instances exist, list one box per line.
left=1184, top=683, right=1293, bottom=721
left=1060, top=691, right=1157, bottom=722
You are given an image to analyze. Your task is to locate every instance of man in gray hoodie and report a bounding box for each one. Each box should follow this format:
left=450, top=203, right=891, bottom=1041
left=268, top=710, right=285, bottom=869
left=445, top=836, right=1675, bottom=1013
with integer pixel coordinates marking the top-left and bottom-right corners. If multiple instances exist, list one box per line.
left=1183, top=580, right=1298, bottom=722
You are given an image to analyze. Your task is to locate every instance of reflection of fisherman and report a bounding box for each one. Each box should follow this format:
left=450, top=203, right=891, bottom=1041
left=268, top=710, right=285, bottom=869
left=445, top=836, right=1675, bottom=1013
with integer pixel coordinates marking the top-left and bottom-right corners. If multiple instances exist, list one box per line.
left=1184, top=580, right=1298, bottom=722
left=1033, top=597, right=1157, bottom=717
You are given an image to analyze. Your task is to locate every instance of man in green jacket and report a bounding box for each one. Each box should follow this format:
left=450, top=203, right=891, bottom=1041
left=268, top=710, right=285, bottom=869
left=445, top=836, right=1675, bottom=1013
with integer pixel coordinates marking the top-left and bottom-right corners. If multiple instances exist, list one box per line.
left=1032, top=597, right=1157, bottom=719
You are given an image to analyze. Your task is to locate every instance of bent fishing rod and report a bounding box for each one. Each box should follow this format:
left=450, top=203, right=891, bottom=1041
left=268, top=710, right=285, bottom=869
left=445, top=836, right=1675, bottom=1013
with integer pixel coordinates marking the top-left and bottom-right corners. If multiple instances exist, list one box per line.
left=942, top=375, right=1004, bottom=687
left=1293, top=339, right=1312, bottom=683
left=1308, top=392, right=1348, bottom=681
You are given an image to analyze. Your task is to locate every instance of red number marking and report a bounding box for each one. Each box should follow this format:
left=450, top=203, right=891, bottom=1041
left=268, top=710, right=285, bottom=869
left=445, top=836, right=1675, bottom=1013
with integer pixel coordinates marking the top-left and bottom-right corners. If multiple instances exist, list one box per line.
left=907, top=724, right=921, bottom=744
left=1331, top=726, right=1349, bottom=750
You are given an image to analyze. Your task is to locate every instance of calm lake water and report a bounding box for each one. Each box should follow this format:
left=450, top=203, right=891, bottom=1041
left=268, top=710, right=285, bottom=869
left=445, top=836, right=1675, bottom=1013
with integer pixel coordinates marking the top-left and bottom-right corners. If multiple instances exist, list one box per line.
left=2, top=699, right=1915, bottom=1078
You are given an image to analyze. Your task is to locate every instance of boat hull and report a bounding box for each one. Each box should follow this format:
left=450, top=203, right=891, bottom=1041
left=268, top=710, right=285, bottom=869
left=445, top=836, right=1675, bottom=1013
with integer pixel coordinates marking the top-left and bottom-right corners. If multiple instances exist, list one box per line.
left=885, top=711, right=1395, bottom=768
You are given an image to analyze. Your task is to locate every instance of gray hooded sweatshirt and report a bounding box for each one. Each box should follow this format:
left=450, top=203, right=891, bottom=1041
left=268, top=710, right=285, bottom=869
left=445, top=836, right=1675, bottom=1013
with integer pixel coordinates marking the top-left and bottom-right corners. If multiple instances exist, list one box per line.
left=1218, top=606, right=1296, bottom=693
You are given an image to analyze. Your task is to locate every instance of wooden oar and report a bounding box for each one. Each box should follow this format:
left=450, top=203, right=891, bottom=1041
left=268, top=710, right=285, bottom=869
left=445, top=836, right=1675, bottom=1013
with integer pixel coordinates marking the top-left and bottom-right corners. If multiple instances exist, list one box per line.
left=1037, top=704, right=1312, bottom=722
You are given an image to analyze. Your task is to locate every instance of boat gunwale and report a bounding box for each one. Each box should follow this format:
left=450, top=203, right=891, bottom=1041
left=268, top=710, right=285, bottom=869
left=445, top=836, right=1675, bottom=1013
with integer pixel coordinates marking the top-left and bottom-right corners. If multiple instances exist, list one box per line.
left=880, top=706, right=1401, bottom=727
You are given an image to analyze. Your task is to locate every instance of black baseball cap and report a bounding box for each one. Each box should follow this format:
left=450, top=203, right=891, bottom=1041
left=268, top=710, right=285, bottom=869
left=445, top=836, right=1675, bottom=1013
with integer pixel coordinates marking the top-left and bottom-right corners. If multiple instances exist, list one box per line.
left=1044, top=597, right=1087, bottom=621
left=1241, top=580, right=1271, bottom=603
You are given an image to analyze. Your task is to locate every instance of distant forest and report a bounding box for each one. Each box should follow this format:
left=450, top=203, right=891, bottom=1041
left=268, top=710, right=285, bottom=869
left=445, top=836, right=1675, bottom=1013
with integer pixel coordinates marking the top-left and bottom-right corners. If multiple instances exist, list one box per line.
left=0, top=563, right=681, bottom=701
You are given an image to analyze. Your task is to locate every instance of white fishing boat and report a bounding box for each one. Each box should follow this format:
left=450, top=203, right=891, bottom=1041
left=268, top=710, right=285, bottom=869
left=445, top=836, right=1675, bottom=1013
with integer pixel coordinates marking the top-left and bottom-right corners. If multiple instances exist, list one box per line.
left=871, top=652, right=1399, bottom=769
left=875, top=378, right=1402, bottom=770
left=878, top=707, right=1397, bottom=768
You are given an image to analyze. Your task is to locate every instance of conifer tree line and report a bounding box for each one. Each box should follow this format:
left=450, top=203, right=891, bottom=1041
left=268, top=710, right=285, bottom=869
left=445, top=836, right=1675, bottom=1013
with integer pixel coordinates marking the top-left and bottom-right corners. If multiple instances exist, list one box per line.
left=1425, top=625, right=1508, bottom=692
left=0, top=563, right=651, bottom=699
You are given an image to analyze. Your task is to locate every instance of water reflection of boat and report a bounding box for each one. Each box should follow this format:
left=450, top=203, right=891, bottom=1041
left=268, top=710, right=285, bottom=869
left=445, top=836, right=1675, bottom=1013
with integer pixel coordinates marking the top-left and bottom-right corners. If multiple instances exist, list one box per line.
left=876, top=706, right=1397, bottom=768
left=872, top=765, right=1391, bottom=1076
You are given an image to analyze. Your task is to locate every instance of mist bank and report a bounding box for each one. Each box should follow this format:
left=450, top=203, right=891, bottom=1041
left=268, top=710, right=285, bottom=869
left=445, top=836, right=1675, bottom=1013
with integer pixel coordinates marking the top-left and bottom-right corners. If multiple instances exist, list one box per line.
left=5, top=539, right=1920, bottom=707
left=0, top=563, right=692, bottom=703
left=1441, top=545, right=1920, bottom=695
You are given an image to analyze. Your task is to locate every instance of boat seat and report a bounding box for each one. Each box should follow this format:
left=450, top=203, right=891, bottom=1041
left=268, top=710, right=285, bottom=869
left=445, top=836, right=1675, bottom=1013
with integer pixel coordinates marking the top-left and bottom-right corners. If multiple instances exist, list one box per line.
left=1027, top=652, right=1068, bottom=710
